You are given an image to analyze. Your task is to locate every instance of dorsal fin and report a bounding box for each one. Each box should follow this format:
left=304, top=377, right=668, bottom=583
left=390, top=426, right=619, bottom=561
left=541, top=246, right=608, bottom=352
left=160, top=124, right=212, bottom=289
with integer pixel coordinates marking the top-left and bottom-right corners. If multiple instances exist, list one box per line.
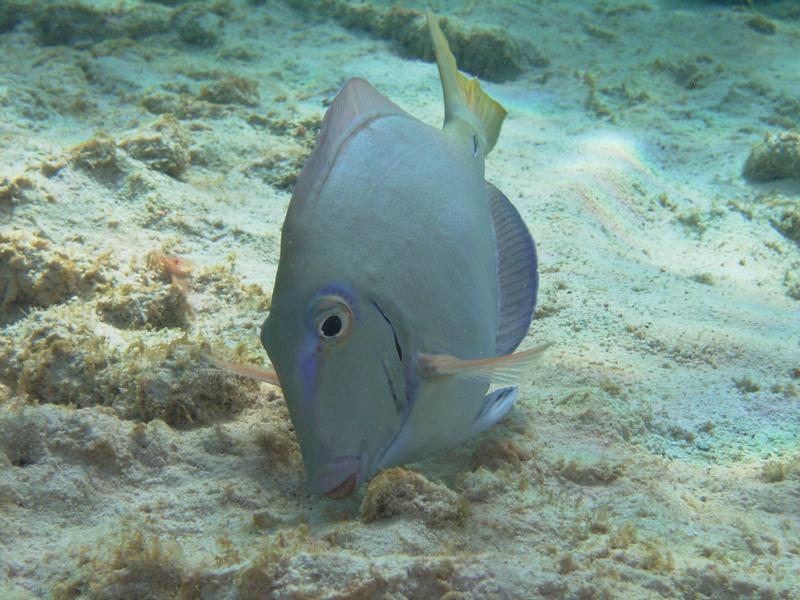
left=487, top=181, right=539, bottom=355
left=292, top=78, right=410, bottom=208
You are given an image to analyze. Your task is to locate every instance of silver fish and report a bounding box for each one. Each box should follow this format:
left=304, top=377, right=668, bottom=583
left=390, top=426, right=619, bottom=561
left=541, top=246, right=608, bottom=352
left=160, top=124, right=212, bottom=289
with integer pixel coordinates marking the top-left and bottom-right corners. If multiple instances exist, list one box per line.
left=227, top=10, right=545, bottom=499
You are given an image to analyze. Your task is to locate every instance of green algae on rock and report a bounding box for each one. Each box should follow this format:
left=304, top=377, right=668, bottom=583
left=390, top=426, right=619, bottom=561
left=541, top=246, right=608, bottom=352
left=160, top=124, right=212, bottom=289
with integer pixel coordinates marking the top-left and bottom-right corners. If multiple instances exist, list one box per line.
left=0, top=2, right=25, bottom=34
left=471, top=437, right=533, bottom=471
left=0, top=230, right=272, bottom=428
left=69, top=136, right=127, bottom=184
left=284, top=1, right=534, bottom=82
left=784, top=266, right=800, bottom=300
left=747, top=14, right=777, bottom=34
left=0, top=229, right=109, bottom=315
left=72, top=118, right=191, bottom=183
left=652, top=55, right=718, bottom=90
left=359, top=467, right=468, bottom=528
left=553, top=457, right=626, bottom=486
left=172, top=3, right=224, bottom=47
left=761, top=456, right=800, bottom=482
left=771, top=209, right=800, bottom=245
left=0, top=176, right=31, bottom=207
left=1, top=249, right=263, bottom=429
left=237, top=526, right=327, bottom=599
left=743, top=131, right=800, bottom=182
left=0, top=304, right=257, bottom=428
left=198, top=76, right=260, bottom=108
left=51, top=527, right=188, bottom=600
left=33, top=1, right=172, bottom=46
left=95, top=273, right=193, bottom=330
left=243, top=113, right=321, bottom=190
left=34, top=3, right=111, bottom=46
left=119, top=115, right=191, bottom=179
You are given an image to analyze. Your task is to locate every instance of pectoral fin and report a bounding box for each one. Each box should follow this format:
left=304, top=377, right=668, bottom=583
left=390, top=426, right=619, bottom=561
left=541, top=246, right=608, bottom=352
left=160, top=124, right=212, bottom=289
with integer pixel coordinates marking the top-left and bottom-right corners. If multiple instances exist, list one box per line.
left=418, top=343, right=550, bottom=385
left=201, top=352, right=280, bottom=387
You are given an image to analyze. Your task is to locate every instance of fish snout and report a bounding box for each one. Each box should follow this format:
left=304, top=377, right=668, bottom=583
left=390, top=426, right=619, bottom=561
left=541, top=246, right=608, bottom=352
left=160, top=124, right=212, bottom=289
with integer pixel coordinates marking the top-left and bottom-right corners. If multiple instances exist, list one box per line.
left=312, top=455, right=363, bottom=499
left=324, top=473, right=357, bottom=499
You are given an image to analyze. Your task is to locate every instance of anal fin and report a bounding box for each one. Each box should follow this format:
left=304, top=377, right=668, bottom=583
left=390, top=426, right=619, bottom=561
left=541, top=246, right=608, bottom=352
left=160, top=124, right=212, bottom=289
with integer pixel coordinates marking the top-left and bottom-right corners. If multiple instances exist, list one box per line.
left=472, top=387, right=518, bottom=436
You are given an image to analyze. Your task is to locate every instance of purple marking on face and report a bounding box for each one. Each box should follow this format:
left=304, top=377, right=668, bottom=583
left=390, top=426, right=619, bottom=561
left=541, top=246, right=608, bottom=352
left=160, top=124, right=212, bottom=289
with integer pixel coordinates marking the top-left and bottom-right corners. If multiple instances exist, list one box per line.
left=297, top=284, right=358, bottom=412
left=299, top=333, right=321, bottom=409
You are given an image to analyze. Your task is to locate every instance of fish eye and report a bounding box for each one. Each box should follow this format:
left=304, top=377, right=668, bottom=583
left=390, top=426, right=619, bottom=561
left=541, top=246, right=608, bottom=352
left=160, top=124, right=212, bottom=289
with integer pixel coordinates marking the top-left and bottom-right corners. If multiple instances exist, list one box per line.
left=313, top=295, right=353, bottom=342
left=320, top=314, right=342, bottom=338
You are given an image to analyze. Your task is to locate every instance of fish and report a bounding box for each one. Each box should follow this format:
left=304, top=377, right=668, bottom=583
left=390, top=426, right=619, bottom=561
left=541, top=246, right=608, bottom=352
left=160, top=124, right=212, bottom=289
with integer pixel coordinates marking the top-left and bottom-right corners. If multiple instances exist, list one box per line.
left=219, top=9, right=545, bottom=499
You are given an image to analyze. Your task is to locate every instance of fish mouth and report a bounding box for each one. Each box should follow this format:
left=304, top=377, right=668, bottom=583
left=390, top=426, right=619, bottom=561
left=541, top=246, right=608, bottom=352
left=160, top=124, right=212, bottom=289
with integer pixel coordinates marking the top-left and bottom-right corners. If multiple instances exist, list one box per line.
left=316, top=454, right=362, bottom=498
left=323, top=473, right=358, bottom=499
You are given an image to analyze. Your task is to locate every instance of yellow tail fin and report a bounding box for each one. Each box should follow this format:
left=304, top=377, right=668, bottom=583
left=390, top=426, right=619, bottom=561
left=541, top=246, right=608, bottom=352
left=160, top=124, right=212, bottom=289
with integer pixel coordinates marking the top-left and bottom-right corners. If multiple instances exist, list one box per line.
left=426, top=8, right=507, bottom=156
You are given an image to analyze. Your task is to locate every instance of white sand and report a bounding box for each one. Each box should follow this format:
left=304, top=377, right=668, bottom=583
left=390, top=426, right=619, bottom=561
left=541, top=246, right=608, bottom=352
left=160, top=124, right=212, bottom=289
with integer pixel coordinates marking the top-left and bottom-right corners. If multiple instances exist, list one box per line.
left=1, top=1, right=798, bottom=598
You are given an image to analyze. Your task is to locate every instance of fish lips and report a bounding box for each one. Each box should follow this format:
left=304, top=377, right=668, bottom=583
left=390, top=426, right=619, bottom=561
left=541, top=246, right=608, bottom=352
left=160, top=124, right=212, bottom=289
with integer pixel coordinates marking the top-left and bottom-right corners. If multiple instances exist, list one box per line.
left=314, top=455, right=364, bottom=499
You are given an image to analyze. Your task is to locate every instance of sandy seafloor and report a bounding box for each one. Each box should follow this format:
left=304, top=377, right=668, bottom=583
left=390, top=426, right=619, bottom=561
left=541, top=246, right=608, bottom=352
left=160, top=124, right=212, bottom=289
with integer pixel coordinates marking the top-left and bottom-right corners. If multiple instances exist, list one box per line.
left=1, top=0, right=799, bottom=598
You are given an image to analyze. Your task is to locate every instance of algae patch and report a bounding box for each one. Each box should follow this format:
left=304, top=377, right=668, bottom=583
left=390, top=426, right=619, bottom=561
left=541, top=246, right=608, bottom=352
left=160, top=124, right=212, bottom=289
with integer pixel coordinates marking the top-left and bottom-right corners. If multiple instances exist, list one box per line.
left=0, top=243, right=268, bottom=429
left=360, top=467, right=467, bottom=528
left=69, top=136, right=127, bottom=184
left=0, top=229, right=109, bottom=316
left=553, top=458, right=626, bottom=486
left=770, top=209, right=800, bottom=245
left=96, top=251, right=194, bottom=331
left=71, top=115, right=192, bottom=183
left=652, top=55, right=718, bottom=90
left=472, top=438, right=532, bottom=471
left=785, top=266, right=800, bottom=300
left=0, top=305, right=256, bottom=428
left=52, top=527, right=187, bottom=600
left=237, top=526, right=325, bottom=599
left=284, top=1, right=537, bottom=82
left=746, top=14, right=777, bottom=35
left=119, top=115, right=191, bottom=179
left=761, top=456, right=800, bottom=483
left=198, top=75, right=260, bottom=108
left=743, top=131, right=800, bottom=182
